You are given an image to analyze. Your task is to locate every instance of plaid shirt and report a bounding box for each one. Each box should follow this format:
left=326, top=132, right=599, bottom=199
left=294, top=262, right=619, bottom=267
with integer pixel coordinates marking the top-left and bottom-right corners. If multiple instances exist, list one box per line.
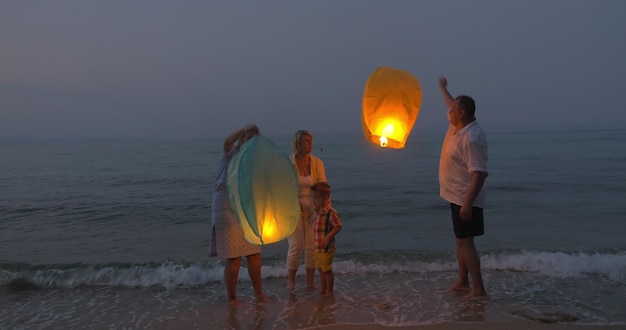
left=313, top=203, right=342, bottom=253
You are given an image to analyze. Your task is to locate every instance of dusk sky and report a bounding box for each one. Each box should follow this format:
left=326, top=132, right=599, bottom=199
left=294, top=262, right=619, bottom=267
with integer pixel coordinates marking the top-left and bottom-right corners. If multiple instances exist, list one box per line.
left=1, top=1, right=625, bottom=139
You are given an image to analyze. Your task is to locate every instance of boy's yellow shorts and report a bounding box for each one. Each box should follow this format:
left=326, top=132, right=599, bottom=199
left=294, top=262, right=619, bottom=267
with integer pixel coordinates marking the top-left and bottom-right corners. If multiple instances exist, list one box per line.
left=315, top=251, right=335, bottom=272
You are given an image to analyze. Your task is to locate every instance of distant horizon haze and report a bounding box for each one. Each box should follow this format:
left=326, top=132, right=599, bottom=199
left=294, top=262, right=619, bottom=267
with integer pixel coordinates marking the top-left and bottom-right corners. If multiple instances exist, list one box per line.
left=2, top=1, right=625, bottom=140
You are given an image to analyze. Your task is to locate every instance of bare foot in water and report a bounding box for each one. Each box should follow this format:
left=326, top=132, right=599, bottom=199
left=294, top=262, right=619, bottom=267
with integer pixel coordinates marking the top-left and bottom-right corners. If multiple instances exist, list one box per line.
left=287, top=282, right=295, bottom=291
left=229, top=299, right=243, bottom=308
left=256, top=294, right=270, bottom=303
left=448, top=282, right=470, bottom=292
left=463, top=289, right=488, bottom=300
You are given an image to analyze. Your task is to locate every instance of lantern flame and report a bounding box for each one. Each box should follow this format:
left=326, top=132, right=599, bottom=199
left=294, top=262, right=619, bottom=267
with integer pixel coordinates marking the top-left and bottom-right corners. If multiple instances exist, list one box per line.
left=373, top=119, right=406, bottom=148
left=379, top=123, right=395, bottom=147
left=379, top=136, right=388, bottom=147
left=261, top=217, right=279, bottom=242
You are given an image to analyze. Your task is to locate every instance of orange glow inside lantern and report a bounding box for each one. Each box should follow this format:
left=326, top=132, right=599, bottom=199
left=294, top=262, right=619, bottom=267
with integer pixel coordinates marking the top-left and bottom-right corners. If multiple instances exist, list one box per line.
left=362, top=66, right=422, bottom=149
left=375, top=118, right=407, bottom=148
left=259, top=215, right=279, bottom=242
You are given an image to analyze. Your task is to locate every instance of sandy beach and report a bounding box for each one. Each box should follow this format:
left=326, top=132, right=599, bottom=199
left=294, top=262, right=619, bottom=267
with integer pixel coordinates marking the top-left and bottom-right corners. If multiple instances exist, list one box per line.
left=157, top=272, right=626, bottom=330
left=164, top=295, right=626, bottom=330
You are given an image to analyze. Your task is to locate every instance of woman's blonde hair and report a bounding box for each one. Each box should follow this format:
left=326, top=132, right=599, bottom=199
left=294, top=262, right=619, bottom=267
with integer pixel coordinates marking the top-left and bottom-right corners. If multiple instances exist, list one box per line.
left=292, top=130, right=313, bottom=153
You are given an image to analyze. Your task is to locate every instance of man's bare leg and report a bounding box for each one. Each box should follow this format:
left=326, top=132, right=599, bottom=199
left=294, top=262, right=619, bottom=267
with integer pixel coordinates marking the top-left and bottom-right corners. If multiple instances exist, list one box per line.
left=449, top=238, right=470, bottom=291
left=461, top=238, right=486, bottom=299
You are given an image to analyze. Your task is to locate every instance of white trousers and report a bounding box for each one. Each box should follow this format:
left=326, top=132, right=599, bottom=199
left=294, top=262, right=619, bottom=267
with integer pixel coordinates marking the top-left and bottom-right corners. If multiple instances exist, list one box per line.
left=286, top=215, right=315, bottom=270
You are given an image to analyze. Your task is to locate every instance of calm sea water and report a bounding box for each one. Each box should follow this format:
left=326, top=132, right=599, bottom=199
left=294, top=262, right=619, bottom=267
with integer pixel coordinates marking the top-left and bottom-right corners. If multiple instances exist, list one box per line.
left=1, top=129, right=625, bottom=329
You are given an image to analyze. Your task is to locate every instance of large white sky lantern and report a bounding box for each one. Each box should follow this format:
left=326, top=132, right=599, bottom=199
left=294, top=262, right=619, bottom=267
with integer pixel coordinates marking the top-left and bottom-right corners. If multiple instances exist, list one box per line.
left=227, top=135, right=300, bottom=245
left=362, top=66, right=422, bottom=149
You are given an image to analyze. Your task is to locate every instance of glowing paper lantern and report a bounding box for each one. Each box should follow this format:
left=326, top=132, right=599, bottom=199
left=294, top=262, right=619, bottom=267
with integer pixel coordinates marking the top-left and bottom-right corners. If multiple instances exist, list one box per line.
left=227, top=135, right=300, bottom=245
left=362, top=66, right=422, bottom=148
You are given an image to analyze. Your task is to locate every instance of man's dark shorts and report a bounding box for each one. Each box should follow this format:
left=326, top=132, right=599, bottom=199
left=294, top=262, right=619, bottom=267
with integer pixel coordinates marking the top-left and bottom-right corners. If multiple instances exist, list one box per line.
left=450, top=203, right=484, bottom=238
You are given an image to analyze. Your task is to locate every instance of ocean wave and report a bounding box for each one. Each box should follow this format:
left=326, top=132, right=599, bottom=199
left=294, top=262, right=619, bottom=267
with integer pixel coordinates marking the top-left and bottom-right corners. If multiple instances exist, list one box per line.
left=482, top=250, right=626, bottom=281
left=1, top=250, right=624, bottom=289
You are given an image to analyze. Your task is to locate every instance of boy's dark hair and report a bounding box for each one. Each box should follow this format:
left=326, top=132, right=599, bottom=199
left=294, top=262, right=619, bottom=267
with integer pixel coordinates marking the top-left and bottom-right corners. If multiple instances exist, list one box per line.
left=311, top=181, right=331, bottom=198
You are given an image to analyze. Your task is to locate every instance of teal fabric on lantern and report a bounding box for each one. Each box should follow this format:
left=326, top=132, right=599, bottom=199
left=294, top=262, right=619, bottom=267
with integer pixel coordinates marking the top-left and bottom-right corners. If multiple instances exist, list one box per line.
left=227, top=135, right=300, bottom=245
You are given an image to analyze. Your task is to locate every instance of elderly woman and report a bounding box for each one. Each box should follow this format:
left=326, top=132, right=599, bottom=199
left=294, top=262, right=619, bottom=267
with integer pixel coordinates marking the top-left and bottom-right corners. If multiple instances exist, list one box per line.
left=286, top=130, right=327, bottom=290
left=209, top=124, right=268, bottom=305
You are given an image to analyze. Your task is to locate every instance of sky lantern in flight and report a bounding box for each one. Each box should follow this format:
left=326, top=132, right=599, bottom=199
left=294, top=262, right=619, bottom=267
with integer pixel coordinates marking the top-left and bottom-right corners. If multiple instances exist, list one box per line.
left=362, top=66, right=422, bottom=149
left=227, top=135, right=300, bottom=245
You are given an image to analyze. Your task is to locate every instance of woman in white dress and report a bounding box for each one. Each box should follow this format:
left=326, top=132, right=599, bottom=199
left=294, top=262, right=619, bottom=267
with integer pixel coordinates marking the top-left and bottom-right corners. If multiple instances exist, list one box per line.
left=209, top=124, right=268, bottom=305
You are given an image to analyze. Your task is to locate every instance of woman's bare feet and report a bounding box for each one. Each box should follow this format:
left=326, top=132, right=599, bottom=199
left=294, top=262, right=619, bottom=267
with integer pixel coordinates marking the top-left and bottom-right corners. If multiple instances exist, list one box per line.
left=229, top=299, right=243, bottom=308
left=462, top=289, right=487, bottom=300
left=256, top=293, right=270, bottom=303
left=448, top=281, right=470, bottom=292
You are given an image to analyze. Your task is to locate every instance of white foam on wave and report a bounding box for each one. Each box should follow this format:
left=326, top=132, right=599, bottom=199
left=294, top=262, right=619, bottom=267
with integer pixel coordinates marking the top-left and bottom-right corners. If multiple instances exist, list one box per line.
left=5, top=250, right=624, bottom=288
left=482, top=250, right=626, bottom=281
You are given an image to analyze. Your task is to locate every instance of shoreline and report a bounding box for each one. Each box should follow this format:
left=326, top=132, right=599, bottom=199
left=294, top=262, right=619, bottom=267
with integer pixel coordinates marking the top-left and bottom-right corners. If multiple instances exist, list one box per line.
left=313, top=322, right=626, bottom=329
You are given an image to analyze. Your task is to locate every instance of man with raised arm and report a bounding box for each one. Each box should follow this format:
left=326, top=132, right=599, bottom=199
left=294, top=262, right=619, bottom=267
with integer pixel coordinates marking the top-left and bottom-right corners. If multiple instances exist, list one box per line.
left=438, top=76, right=489, bottom=299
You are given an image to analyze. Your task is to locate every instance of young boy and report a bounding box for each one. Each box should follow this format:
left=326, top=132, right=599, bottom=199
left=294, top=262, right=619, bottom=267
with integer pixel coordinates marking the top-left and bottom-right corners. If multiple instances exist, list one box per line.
left=311, top=182, right=342, bottom=296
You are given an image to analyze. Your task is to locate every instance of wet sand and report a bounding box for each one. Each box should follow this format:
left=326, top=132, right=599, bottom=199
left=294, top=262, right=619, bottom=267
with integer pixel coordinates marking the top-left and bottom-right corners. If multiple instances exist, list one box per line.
left=317, top=323, right=626, bottom=330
